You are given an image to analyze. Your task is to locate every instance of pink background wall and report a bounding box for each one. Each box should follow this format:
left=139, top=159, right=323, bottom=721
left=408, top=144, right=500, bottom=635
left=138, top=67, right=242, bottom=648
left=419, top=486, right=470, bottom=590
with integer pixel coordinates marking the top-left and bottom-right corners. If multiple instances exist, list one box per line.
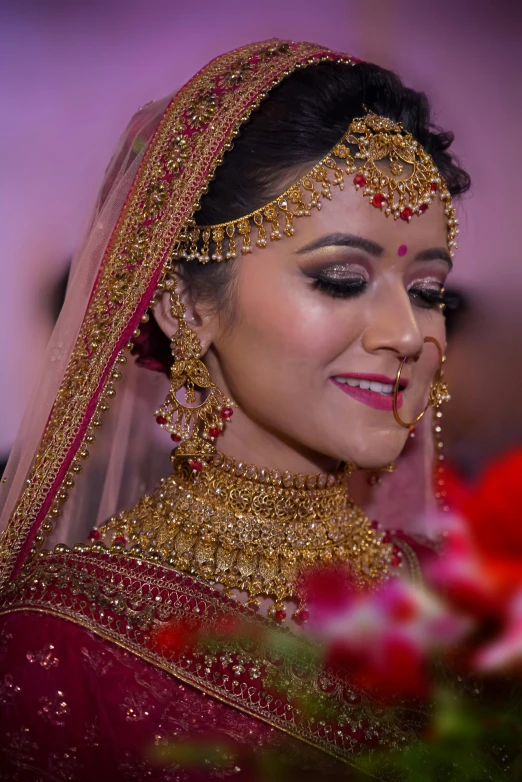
left=1, top=0, right=521, bottom=456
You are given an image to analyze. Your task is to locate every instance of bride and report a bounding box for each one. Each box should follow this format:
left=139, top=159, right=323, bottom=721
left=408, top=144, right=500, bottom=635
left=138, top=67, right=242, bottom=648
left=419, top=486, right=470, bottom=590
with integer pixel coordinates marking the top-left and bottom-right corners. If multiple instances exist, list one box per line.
left=0, top=39, right=469, bottom=779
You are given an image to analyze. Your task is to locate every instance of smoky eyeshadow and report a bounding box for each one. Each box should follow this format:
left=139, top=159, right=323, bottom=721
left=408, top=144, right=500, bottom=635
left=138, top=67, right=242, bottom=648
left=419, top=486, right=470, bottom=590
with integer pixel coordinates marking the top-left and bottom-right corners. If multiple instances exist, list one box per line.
left=303, top=262, right=369, bottom=282
left=407, top=276, right=445, bottom=292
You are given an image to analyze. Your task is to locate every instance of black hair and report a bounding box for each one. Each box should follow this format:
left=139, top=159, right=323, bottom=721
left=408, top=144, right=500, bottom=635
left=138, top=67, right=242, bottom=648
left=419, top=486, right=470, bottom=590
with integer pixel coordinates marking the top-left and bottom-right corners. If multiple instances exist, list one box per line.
left=136, top=60, right=470, bottom=373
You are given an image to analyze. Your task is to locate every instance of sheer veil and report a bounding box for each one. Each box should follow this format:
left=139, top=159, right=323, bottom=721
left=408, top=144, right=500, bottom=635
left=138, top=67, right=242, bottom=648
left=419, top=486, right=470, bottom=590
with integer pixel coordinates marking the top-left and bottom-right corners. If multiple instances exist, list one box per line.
left=0, top=97, right=171, bottom=531
left=0, top=40, right=439, bottom=593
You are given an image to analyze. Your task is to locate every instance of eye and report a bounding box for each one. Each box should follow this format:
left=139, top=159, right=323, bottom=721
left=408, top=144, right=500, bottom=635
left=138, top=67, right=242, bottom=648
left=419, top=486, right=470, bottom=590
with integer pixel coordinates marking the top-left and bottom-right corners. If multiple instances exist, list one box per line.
left=310, top=277, right=368, bottom=300
left=408, top=283, right=445, bottom=309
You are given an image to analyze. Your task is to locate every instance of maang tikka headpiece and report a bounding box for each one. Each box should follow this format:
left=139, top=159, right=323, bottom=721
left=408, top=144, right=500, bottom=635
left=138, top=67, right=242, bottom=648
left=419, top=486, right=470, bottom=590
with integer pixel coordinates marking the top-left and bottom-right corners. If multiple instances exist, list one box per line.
left=176, top=112, right=458, bottom=263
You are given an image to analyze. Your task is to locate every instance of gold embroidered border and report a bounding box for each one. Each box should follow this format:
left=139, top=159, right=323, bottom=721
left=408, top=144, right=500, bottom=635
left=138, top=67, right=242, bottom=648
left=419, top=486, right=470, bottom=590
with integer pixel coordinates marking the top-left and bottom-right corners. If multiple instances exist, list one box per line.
left=0, top=549, right=425, bottom=765
left=0, top=608, right=351, bottom=772
left=0, top=41, right=357, bottom=588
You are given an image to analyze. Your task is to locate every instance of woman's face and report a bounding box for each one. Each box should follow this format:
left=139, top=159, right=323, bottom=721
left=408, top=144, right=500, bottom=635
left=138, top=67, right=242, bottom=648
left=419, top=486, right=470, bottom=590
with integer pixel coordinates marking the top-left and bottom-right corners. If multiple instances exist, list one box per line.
left=180, top=183, right=450, bottom=473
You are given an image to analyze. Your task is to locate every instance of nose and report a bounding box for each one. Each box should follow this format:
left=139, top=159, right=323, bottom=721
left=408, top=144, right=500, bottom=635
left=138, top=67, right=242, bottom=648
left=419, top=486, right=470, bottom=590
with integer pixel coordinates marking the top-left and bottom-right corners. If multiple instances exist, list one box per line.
left=361, top=284, right=424, bottom=360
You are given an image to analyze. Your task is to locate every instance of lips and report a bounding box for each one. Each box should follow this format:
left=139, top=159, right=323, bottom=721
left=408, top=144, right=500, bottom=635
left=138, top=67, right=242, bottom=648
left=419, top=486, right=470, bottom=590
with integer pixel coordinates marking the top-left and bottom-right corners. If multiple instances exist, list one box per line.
left=331, top=373, right=407, bottom=412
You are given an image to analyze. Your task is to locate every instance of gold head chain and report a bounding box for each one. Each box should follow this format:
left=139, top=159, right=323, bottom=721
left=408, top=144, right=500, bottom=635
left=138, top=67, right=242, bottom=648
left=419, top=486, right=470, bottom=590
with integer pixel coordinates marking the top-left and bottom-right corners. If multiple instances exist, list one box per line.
left=175, top=112, right=459, bottom=263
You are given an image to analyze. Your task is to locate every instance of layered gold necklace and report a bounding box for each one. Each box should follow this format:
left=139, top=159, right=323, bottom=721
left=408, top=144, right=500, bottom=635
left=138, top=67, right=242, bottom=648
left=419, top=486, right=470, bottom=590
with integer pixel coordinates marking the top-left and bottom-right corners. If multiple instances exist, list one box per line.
left=94, top=452, right=395, bottom=622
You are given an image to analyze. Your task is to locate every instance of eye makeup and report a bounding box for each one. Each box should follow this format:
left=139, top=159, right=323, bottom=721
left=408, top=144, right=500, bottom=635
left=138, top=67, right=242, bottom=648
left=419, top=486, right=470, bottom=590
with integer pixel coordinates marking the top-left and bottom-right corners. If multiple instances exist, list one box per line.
left=312, top=263, right=368, bottom=281
left=311, top=277, right=368, bottom=299
left=304, top=262, right=370, bottom=300
left=407, top=277, right=445, bottom=309
left=300, top=245, right=448, bottom=309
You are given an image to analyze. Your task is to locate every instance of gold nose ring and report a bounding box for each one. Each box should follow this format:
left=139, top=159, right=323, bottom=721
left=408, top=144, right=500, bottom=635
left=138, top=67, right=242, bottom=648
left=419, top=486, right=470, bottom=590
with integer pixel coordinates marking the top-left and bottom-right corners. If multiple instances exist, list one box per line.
left=392, top=336, right=449, bottom=429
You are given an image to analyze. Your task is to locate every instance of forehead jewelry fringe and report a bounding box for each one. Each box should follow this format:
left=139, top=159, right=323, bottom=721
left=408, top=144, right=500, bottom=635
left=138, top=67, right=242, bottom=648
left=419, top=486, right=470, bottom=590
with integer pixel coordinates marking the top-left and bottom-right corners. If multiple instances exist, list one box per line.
left=177, top=112, right=458, bottom=264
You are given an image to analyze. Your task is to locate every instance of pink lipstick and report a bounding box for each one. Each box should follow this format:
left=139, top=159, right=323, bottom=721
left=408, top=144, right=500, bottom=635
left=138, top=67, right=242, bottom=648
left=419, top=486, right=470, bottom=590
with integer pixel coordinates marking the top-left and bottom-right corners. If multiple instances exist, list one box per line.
left=330, top=373, right=407, bottom=412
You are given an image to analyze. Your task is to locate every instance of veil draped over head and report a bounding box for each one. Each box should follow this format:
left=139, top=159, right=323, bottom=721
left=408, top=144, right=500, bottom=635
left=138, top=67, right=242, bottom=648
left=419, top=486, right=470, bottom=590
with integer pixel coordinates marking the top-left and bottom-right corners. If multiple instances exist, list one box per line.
left=0, top=39, right=439, bottom=593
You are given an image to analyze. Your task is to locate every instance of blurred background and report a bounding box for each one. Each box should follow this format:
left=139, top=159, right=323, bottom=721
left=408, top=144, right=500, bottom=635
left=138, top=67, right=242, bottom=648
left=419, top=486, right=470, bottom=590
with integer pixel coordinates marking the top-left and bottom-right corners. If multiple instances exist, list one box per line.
left=1, top=0, right=521, bottom=480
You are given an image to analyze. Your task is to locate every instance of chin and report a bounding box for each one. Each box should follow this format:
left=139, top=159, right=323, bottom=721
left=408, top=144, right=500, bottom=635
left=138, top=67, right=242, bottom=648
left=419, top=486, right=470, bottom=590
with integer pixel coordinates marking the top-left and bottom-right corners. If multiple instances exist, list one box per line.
left=335, top=429, right=409, bottom=471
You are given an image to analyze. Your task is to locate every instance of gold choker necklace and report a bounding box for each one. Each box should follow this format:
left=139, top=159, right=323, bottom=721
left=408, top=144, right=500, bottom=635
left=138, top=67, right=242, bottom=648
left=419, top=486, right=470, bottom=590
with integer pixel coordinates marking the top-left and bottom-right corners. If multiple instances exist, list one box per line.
left=94, top=453, right=395, bottom=621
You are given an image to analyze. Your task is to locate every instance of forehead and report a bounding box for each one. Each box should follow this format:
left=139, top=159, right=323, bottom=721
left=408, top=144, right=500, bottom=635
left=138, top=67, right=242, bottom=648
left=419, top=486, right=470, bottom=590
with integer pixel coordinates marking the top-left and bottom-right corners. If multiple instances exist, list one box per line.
left=292, top=181, right=449, bottom=255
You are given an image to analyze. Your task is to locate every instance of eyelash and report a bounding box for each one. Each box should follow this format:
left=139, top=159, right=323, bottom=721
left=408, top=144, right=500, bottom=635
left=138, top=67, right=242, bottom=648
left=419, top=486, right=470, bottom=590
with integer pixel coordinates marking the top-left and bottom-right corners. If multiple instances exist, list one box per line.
left=311, top=278, right=366, bottom=299
left=311, top=278, right=445, bottom=309
left=408, top=287, right=445, bottom=309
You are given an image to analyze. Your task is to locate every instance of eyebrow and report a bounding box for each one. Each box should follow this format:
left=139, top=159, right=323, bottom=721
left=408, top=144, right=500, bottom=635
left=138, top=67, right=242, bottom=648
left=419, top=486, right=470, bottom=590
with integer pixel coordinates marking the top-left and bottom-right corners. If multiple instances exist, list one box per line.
left=295, top=232, right=453, bottom=270
left=415, top=247, right=453, bottom=270
left=295, top=232, right=383, bottom=257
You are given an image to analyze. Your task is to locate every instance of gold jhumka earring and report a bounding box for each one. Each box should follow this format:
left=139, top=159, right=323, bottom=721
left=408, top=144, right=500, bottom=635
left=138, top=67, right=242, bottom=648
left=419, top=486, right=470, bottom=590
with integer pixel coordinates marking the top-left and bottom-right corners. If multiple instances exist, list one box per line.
left=392, top=336, right=451, bottom=430
left=154, top=275, right=234, bottom=467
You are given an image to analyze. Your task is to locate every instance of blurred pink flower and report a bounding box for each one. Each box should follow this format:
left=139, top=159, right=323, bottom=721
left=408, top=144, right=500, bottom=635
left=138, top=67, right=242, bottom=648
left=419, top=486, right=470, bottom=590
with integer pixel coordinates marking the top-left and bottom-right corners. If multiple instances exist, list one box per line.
left=305, top=571, right=467, bottom=703
left=426, top=519, right=500, bottom=618
left=475, top=588, right=522, bottom=672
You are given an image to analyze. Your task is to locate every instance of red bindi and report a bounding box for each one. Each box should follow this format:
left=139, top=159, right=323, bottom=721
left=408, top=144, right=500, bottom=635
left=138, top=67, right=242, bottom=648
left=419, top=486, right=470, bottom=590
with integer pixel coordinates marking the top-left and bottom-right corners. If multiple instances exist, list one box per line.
left=397, top=244, right=408, bottom=257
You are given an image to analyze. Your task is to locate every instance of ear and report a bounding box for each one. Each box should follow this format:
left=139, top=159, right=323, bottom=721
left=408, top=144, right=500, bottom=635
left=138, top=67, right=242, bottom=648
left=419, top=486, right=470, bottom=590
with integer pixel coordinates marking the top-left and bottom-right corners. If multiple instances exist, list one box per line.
left=153, top=267, right=216, bottom=355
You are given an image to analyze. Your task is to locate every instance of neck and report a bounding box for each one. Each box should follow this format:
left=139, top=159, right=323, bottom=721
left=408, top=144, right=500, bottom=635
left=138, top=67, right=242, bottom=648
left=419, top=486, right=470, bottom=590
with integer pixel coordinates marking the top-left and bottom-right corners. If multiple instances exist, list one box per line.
left=215, top=405, right=341, bottom=475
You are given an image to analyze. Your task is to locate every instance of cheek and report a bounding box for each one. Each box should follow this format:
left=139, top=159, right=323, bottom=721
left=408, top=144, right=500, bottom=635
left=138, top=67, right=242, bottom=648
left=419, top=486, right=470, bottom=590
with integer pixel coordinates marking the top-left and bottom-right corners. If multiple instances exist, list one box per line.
left=233, top=264, right=354, bottom=372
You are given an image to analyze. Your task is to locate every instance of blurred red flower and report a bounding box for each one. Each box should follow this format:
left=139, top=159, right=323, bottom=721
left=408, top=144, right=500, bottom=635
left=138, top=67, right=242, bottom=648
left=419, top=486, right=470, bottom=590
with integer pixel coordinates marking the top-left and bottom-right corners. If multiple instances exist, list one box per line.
left=300, top=562, right=357, bottom=618
left=432, top=450, right=522, bottom=621
left=327, top=633, right=429, bottom=703
left=462, top=449, right=522, bottom=600
left=427, top=450, right=522, bottom=672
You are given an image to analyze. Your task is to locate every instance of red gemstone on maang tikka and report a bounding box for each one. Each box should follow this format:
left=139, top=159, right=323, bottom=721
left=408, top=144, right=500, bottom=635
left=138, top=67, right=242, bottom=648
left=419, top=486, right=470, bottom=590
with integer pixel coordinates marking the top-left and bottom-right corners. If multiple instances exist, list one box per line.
left=419, top=203, right=429, bottom=213
left=208, top=427, right=222, bottom=438
left=273, top=609, right=287, bottom=622
left=353, top=173, right=367, bottom=187
left=293, top=608, right=309, bottom=623
left=400, top=207, right=413, bottom=221
left=88, top=528, right=101, bottom=541
left=114, top=535, right=127, bottom=545
left=220, top=406, right=234, bottom=420
left=189, top=459, right=203, bottom=472
left=156, top=415, right=167, bottom=425
left=371, top=193, right=386, bottom=208
left=430, top=182, right=439, bottom=192
left=171, top=433, right=182, bottom=443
